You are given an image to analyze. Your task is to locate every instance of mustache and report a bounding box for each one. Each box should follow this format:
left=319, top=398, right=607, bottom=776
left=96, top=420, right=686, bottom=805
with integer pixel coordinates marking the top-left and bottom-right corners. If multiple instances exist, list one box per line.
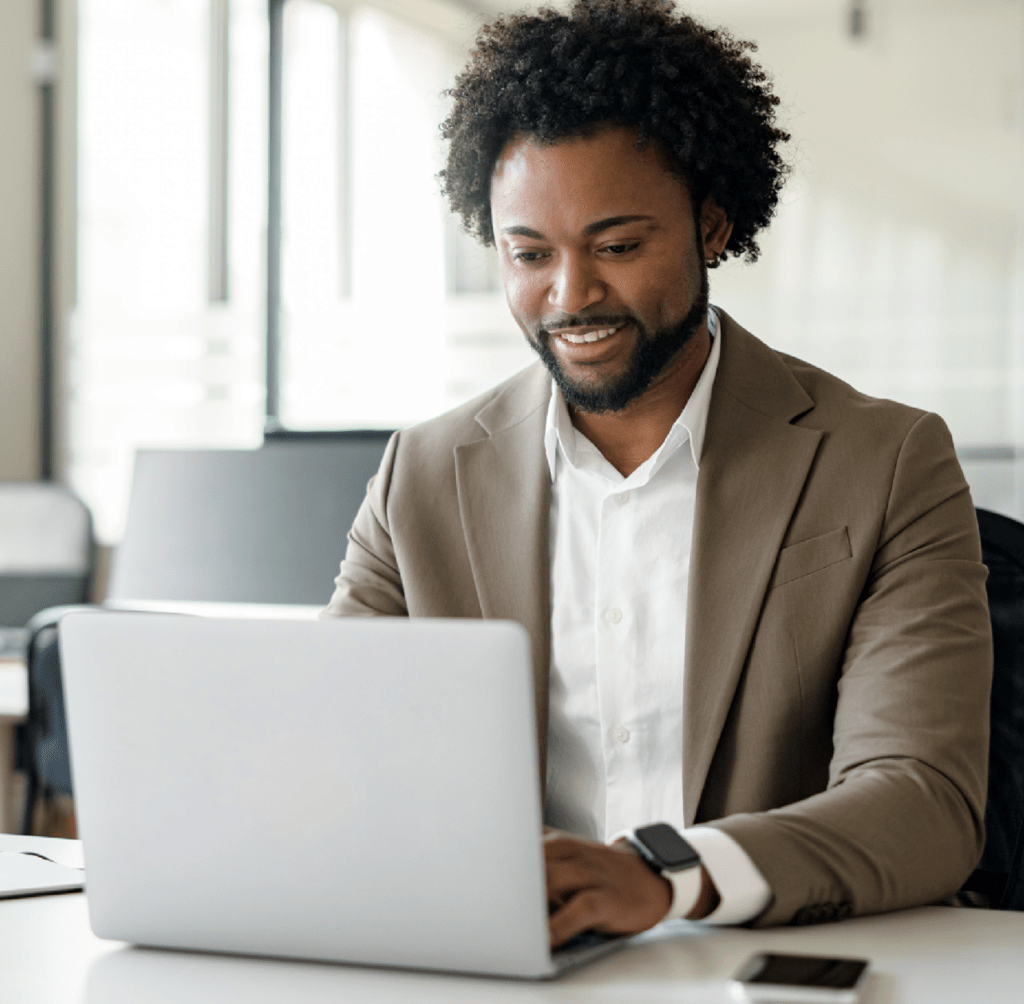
left=537, top=313, right=637, bottom=337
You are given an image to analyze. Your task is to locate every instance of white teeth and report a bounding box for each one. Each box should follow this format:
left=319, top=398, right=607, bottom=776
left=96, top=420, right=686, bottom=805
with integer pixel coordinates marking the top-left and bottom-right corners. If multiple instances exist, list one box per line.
left=561, top=326, right=619, bottom=344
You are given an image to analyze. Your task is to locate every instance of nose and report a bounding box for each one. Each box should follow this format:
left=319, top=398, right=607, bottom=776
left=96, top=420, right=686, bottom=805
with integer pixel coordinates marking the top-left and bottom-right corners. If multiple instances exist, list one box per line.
left=548, top=254, right=605, bottom=315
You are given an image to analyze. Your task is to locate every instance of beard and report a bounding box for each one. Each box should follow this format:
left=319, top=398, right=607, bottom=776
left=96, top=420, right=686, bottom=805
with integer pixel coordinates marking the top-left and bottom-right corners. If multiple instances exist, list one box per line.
left=528, top=262, right=709, bottom=414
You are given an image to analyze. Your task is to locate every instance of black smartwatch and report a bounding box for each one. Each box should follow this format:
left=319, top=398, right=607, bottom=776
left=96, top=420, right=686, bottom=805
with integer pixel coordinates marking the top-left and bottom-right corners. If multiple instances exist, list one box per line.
left=626, top=823, right=703, bottom=920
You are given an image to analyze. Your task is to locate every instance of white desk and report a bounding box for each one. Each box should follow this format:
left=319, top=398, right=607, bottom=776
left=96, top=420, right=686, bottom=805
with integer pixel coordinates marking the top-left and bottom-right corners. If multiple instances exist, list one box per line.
left=2, top=837, right=1022, bottom=1004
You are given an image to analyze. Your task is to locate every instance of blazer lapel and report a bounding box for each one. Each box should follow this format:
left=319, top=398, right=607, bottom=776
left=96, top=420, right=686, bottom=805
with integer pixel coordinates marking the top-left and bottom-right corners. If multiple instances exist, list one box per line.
left=454, top=364, right=553, bottom=780
left=683, top=317, right=822, bottom=824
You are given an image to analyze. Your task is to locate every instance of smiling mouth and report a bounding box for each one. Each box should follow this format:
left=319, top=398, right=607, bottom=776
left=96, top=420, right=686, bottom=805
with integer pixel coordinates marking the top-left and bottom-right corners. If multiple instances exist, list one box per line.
left=551, top=325, right=623, bottom=345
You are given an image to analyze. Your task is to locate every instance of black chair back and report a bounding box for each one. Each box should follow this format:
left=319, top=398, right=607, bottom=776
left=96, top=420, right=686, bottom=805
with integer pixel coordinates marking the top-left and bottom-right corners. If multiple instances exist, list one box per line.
left=969, top=508, right=1024, bottom=909
left=18, top=604, right=95, bottom=833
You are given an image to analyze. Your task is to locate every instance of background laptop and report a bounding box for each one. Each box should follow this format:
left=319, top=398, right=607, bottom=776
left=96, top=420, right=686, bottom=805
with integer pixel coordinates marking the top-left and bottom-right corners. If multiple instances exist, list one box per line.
left=59, top=612, right=621, bottom=978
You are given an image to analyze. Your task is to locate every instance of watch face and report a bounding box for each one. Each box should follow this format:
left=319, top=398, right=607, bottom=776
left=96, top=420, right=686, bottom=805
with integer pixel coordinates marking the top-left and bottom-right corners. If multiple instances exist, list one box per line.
left=635, top=823, right=700, bottom=869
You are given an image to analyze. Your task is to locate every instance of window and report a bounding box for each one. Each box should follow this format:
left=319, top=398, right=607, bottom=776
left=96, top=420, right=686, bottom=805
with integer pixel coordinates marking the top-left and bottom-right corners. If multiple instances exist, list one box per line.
left=68, top=1, right=1024, bottom=539
left=276, top=0, right=526, bottom=431
left=69, top=0, right=528, bottom=541
left=70, top=0, right=268, bottom=541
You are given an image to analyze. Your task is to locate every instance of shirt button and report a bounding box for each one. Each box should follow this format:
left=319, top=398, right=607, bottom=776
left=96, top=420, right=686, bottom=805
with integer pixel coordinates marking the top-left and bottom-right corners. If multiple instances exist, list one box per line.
left=614, top=726, right=630, bottom=743
left=603, top=608, right=622, bottom=625
left=614, top=492, right=630, bottom=505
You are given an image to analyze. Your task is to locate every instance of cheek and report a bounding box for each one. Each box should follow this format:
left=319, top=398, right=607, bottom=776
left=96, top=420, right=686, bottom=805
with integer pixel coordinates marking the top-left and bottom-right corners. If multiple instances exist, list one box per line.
left=614, top=274, right=670, bottom=321
left=502, top=271, right=542, bottom=323
left=628, top=255, right=700, bottom=319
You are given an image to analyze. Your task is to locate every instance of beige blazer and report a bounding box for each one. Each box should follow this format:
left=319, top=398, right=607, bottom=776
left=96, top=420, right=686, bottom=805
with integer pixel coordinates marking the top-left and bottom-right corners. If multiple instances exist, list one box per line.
left=324, top=313, right=992, bottom=926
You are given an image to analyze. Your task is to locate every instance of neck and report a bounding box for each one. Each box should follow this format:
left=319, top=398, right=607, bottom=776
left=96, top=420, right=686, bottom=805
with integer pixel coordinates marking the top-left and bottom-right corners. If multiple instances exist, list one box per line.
left=570, top=326, right=711, bottom=477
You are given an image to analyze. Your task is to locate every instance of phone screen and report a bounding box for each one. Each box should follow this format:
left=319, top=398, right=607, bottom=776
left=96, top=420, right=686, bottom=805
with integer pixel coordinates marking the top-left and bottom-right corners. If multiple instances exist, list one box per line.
left=738, top=953, right=868, bottom=989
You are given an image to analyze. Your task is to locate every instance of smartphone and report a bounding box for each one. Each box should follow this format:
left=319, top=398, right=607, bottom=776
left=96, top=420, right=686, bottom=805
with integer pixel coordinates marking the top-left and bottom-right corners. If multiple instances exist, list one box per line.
left=728, top=952, right=870, bottom=1003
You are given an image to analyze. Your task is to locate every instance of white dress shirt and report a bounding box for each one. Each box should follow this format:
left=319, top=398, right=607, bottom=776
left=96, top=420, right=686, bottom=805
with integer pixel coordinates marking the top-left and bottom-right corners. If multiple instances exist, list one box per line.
left=544, top=308, right=771, bottom=925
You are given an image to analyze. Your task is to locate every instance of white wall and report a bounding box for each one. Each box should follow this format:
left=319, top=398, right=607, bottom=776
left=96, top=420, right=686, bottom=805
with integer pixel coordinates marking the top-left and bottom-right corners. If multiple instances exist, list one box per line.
left=698, top=0, right=1024, bottom=447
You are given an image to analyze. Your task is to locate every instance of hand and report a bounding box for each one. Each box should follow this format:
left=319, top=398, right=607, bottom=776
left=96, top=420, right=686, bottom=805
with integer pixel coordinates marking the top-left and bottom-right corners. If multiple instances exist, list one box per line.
left=544, top=833, right=673, bottom=948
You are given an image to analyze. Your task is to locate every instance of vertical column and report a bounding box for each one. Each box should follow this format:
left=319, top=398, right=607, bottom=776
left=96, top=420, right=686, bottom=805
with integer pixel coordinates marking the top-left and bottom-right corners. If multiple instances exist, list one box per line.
left=36, top=0, right=57, bottom=480
left=266, top=0, right=285, bottom=430
left=1014, top=7, right=1024, bottom=517
left=209, top=0, right=231, bottom=304
left=337, top=10, right=351, bottom=301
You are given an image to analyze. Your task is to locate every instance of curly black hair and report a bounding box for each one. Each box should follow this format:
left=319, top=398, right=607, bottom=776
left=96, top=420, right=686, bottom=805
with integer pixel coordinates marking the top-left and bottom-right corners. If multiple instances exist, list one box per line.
left=440, top=0, right=789, bottom=263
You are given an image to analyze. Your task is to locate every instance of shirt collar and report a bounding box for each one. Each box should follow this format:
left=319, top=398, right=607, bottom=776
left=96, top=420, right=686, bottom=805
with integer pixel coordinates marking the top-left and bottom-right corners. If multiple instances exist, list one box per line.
left=544, top=306, right=722, bottom=482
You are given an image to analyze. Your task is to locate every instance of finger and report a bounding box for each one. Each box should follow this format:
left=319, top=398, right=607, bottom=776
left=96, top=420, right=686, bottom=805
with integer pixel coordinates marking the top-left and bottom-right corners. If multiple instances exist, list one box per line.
left=544, top=841, right=611, bottom=883
left=545, top=858, right=604, bottom=903
left=549, top=848, right=673, bottom=933
left=548, top=888, right=609, bottom=949
left=544, top=839, right=631, bottom=902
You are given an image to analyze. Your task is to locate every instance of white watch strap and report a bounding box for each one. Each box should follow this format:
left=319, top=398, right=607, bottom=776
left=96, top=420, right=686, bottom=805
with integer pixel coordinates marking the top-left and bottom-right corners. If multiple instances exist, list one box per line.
left=661, top=861, right=703, bottom=921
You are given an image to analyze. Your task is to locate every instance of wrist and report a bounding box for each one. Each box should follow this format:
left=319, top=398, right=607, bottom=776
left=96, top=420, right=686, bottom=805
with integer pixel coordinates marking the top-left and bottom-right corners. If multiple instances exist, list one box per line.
left=618, top=823, right=705, bottom=922
left=686, top=865, right=721, bottom=920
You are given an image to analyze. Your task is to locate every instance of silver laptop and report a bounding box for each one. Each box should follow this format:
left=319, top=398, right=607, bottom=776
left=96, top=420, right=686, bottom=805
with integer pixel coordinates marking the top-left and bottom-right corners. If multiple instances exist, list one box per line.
left=60, top=612, right=624, bottom=978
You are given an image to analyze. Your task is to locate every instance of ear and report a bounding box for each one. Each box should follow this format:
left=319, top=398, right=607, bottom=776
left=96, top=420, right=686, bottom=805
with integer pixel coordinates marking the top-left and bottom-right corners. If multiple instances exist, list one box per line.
left=699, top=196, right=733, bottom=259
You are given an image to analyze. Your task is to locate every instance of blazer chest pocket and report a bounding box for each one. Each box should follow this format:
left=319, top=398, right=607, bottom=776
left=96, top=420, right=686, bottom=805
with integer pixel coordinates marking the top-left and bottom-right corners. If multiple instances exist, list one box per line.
left=770, top=526, right=852, bottom=589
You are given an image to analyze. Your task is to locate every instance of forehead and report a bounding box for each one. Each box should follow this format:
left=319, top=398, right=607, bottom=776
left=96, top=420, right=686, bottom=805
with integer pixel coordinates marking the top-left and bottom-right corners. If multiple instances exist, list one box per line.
left=489, top=126, right=692, bottom=234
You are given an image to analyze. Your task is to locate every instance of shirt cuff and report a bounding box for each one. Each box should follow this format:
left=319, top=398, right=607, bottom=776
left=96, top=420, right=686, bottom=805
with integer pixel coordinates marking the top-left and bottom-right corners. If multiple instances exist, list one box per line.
left=683, top=825, right=771, bottom=925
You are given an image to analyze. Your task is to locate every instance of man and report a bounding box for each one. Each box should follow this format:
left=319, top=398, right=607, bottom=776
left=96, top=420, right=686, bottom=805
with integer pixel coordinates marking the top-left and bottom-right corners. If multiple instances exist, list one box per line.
left=324, top=0, right=991, bottom=945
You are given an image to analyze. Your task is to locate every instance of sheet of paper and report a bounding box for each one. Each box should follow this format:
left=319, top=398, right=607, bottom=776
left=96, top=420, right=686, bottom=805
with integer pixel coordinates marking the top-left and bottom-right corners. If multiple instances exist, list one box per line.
left=0, top=850, right=84, bottom=898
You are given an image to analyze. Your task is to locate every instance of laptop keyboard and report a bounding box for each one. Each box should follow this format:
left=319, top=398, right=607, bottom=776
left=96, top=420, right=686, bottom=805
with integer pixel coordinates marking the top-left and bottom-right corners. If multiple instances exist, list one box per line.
left=553, top=928, right=611, bottom=955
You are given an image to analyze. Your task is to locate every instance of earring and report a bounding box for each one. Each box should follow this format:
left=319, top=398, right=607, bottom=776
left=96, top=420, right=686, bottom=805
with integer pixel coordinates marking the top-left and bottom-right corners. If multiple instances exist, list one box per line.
left=706, top=254, right=720, bottom=268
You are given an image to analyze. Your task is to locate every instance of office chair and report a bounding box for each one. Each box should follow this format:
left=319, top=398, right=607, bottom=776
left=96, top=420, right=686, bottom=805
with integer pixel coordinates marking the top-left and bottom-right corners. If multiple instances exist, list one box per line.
left=0, top=482, right=94, bottom=834
left=19, top=604, right=96, bottom=834
left=959, top=507, right=1024, bottom=910
left=0, top=482, right=93, bottom=637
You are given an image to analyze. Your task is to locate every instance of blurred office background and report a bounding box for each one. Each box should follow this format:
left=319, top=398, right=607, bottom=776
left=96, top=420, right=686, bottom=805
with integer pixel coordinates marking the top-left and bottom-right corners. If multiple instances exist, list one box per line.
left=1, top=0, right=1022, bottom=542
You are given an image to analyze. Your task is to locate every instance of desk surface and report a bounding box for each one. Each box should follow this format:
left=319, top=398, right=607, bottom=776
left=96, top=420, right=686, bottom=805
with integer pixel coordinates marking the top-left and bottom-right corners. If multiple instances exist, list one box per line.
left=0, top=657, right=28, bottom=717
left=2, top=838, right=1023, bottom=1004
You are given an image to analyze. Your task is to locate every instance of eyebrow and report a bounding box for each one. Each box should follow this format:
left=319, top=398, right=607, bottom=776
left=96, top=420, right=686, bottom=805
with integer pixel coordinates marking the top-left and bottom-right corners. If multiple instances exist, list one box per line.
left=500, top=215, right=656, bottom=239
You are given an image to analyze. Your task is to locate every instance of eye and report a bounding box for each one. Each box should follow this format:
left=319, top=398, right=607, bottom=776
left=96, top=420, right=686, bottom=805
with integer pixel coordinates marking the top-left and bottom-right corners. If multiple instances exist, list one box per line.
left=512, top=250, right=550, bottom=263
left=601, top=242, right=640, bottom=256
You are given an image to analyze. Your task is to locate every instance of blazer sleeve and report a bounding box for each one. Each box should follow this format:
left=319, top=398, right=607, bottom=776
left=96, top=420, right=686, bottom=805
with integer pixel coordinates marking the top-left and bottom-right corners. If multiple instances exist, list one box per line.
left=321, top=432, right=409, bottom=618
left=712, top=412, right=993, bottom=926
